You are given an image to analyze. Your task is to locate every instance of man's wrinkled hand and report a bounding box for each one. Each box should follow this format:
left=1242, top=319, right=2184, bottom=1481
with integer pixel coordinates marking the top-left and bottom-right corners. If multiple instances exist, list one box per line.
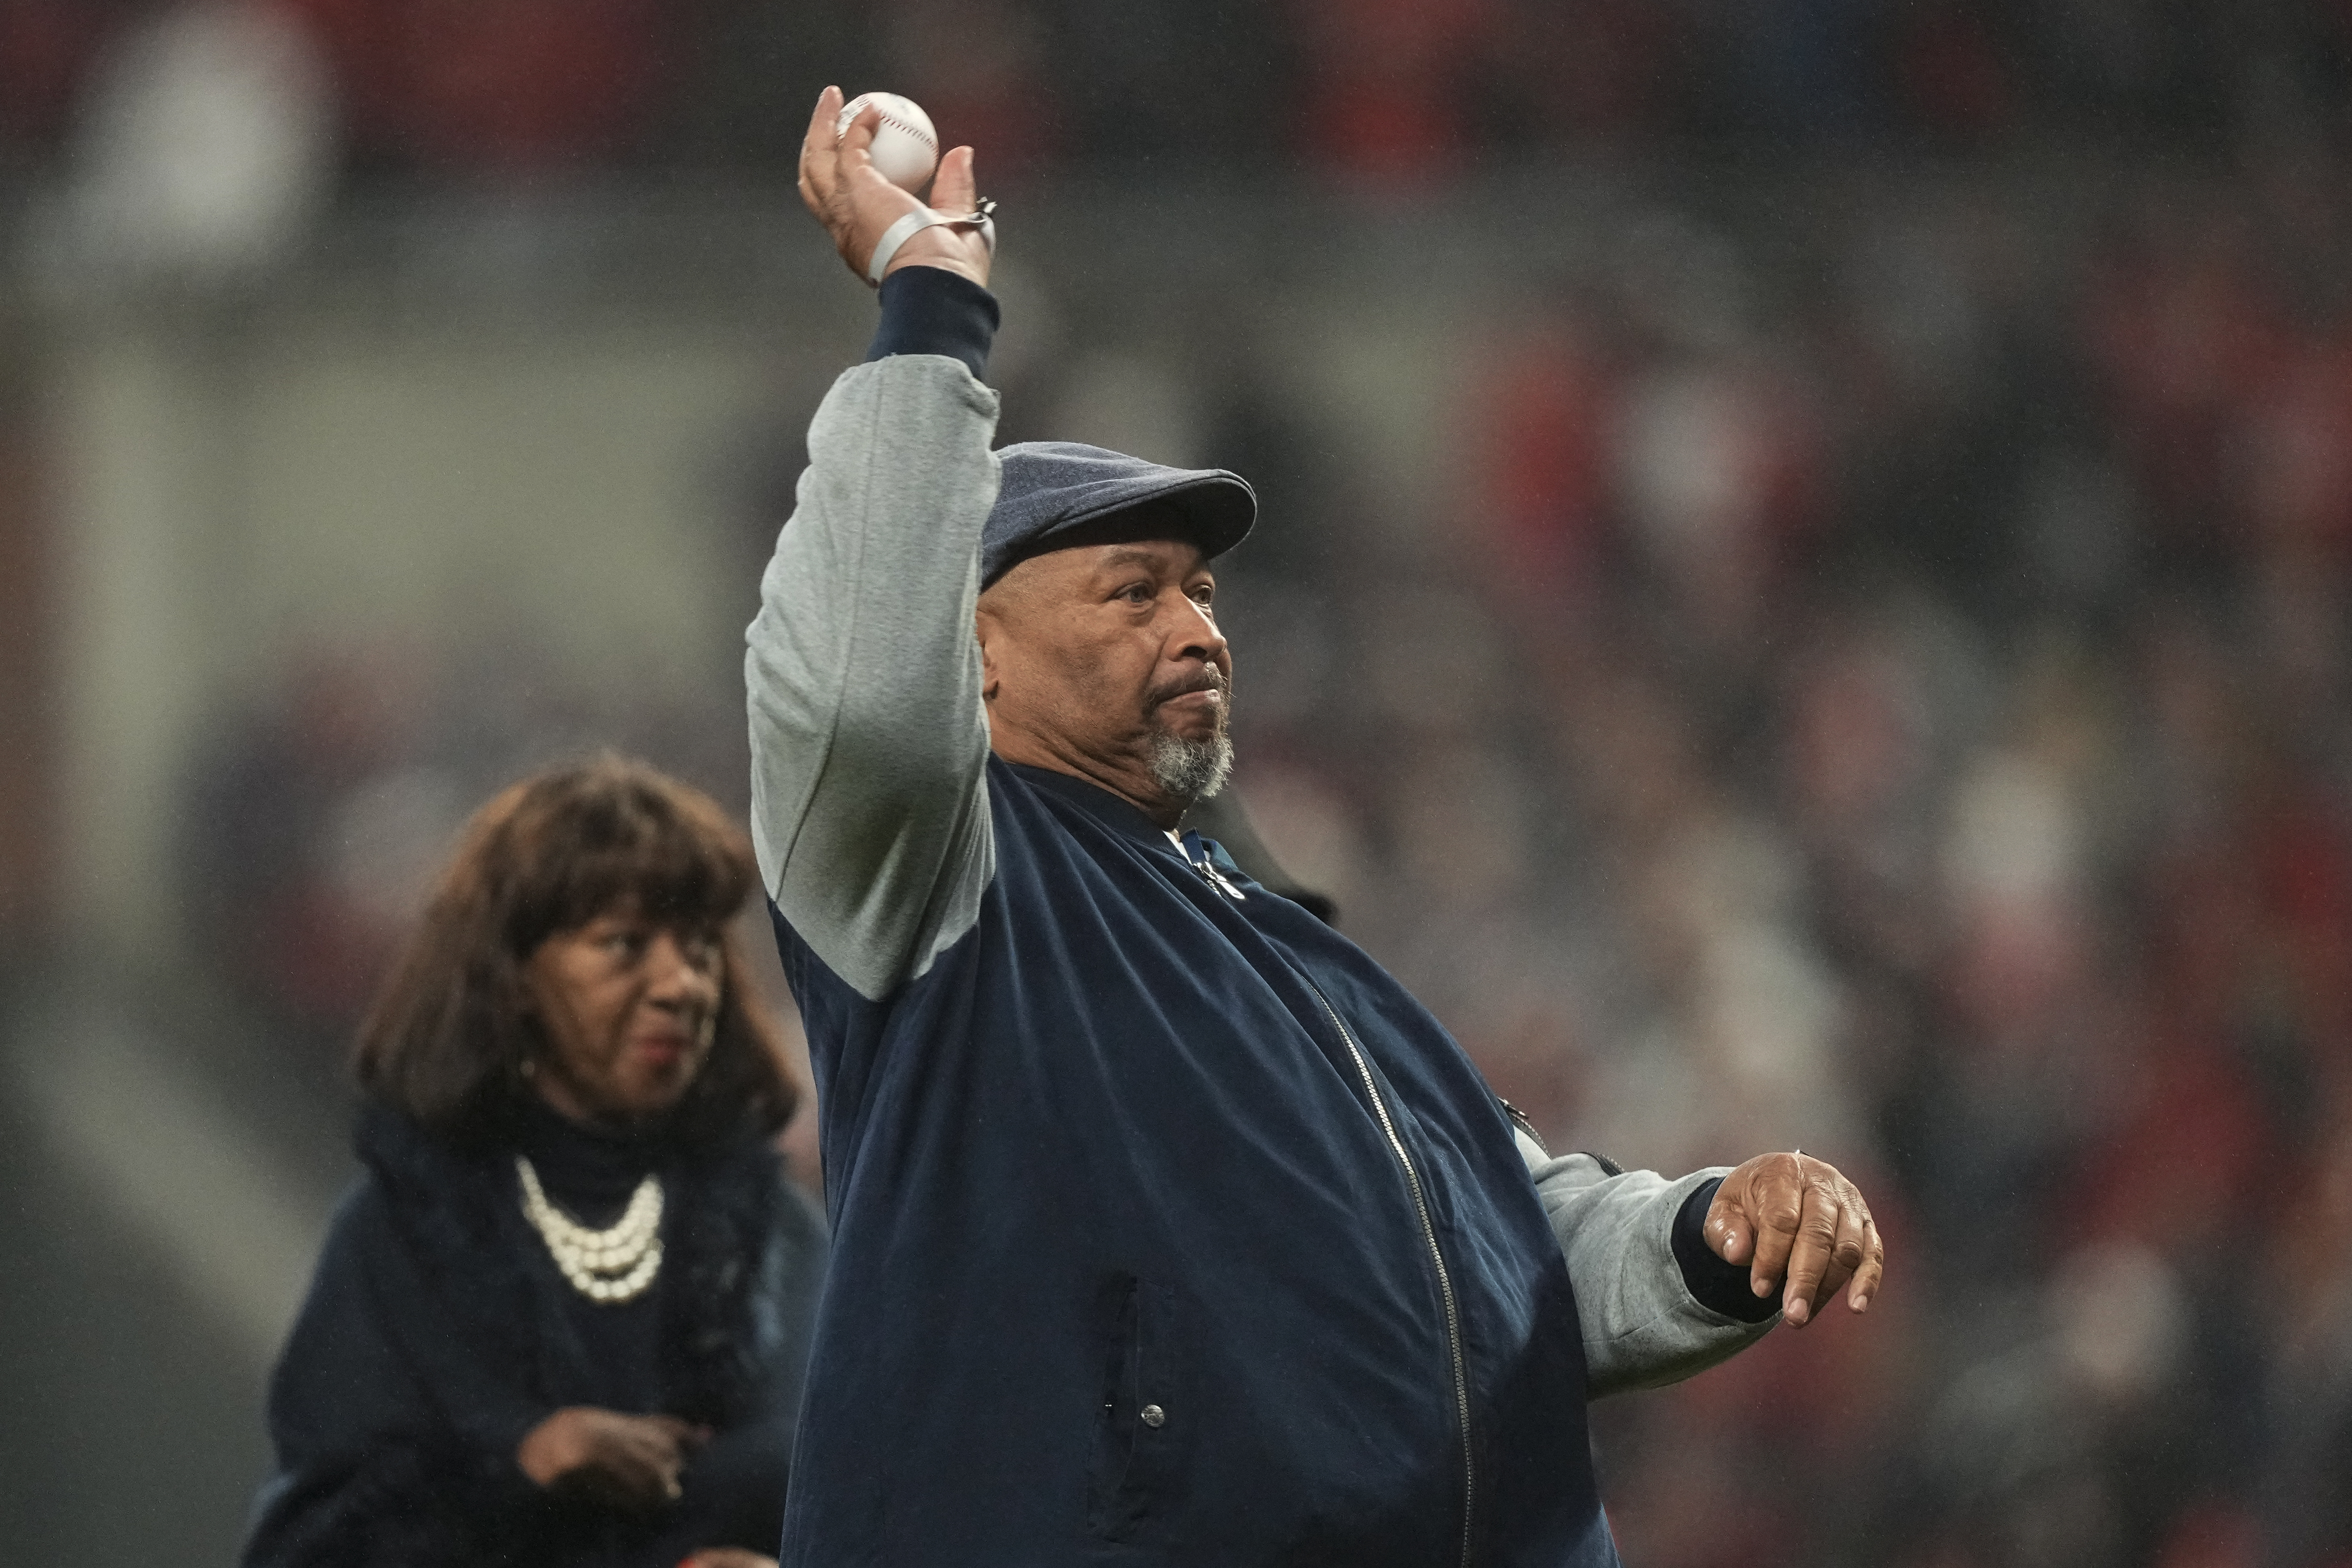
left=796, top=85, right=989, bottom=288
left=1704, top=1151, right=1884, bottom=1327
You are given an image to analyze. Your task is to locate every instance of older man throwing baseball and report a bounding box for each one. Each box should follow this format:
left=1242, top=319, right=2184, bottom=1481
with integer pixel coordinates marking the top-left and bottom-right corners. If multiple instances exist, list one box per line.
left=748, top=88, right=1884, bottom=1567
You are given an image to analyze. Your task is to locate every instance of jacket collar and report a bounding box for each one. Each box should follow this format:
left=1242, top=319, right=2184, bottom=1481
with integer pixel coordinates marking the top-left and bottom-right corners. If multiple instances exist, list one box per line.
left=1005, top=760, right=1174, bottom=846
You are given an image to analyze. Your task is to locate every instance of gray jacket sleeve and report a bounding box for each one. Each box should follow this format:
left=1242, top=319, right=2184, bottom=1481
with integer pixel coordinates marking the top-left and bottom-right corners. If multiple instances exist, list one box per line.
left=1517, top=1132, right=1780, bottom=1398
left=745, top=354, right=1003, bottom=1001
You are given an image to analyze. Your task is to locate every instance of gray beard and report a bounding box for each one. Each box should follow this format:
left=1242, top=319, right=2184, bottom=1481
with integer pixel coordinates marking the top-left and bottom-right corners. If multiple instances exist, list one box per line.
left=1148, top=729, right=1233, bottom=803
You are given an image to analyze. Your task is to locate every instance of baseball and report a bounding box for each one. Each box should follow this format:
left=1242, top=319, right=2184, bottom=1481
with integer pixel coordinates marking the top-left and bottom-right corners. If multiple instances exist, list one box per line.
left=835, top=91, right=939, bottom=193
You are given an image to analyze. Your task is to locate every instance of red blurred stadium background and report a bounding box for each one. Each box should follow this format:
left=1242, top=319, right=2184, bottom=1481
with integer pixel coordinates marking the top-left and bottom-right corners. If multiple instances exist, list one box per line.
left=5, top=4, right=2352, bottom=1566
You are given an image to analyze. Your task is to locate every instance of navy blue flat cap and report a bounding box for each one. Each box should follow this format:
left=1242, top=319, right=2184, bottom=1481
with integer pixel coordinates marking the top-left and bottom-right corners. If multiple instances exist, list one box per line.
left=983, top=442, right=1256, bottom=587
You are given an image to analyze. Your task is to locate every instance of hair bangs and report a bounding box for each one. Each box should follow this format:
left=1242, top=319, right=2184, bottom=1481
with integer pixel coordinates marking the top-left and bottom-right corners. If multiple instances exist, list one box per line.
left=498, top=760, right=755, bottom=956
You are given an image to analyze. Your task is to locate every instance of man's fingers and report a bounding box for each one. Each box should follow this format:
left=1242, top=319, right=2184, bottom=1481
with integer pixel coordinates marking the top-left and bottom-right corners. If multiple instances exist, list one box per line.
left=932, top=144, right=977, bottom=213
left=1847, top=1219, right=1886, bottom=1312
left=1779, top=1187, right=1839, bottom=1327
left=799, top=86, right=842, bottom=207
left=1704, top=1186, right=1754, bottom=1266
left=837, top=99, right=884, bottom=170
left=1816, top=1189, right=1868, bottom=1307
left=803, top=85, right=841, bottom=158
left=1747, top=1176, right=1803, bottom=1299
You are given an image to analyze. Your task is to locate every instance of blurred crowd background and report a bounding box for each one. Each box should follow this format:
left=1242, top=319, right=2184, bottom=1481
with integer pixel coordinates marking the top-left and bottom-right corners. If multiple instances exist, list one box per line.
left=7, top=3, right=2352, bottom=1566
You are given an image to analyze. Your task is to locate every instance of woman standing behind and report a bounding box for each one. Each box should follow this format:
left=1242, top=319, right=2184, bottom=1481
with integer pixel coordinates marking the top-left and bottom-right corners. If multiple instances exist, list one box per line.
left=244, top=757, right=826, bottom=1568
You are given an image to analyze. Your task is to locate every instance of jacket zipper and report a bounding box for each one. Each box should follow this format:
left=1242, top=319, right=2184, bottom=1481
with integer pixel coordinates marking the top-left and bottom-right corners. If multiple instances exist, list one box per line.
left=1182, top=850, right=1474, bottom=1562
left=1306, top=979, right=1475, bottom=1568
left=1180, top=834, right=1249, bottom=902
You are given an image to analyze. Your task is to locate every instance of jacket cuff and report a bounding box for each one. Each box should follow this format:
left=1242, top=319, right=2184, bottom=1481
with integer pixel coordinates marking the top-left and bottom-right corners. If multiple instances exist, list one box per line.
left=865, top=266, right=1000, bottom=381
left=1672, top=1177, right=1781, bottom=1323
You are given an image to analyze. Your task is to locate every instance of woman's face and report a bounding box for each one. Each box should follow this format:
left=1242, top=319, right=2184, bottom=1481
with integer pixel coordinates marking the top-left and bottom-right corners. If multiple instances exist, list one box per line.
left=522, top=905, right=724, bottom=1126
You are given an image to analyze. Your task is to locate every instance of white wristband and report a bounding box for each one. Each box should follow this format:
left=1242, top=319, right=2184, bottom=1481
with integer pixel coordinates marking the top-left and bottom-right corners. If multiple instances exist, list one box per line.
left=866, top=199, right=998, bottom=286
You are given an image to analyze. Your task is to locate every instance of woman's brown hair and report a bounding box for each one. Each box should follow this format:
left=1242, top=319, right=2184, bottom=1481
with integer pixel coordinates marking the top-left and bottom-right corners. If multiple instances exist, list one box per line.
left=355, top=755, right=798, bottom=1146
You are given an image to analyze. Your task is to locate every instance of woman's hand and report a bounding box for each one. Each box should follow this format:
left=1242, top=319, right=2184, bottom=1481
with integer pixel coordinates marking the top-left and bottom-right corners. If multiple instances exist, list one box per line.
left=678, top=1552, right=778, bottom=1568
left=516, top=1407, right=709, bottom=1510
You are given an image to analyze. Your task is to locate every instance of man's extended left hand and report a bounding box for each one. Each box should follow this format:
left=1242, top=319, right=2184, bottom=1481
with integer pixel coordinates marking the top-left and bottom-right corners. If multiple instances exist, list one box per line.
left=1704, top=1152, right=1884, bottom=1327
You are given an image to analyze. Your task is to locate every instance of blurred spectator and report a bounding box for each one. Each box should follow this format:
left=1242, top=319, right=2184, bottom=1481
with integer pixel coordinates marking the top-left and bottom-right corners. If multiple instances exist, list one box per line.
left=283, top=0, right=666, bottom=173
left=53, top=0, right=334, bottom=282
left=179, top=641, right=740, bottom=1053
left=182, top=648, right=430, bottom=1045
left=1470, top=310, right=1618, bottom=628
left=13, top=0, right=2352, bottom=181
left=1287, top=0, right=1497, bottom=183
left=0, top=0, right=120, bottom=156
left=878, top=0, right=1055, bottom=174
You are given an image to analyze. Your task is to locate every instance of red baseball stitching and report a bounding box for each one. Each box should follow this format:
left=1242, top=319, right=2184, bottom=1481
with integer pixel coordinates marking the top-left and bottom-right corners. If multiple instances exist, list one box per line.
left=839, top=98, right=938, bottom=154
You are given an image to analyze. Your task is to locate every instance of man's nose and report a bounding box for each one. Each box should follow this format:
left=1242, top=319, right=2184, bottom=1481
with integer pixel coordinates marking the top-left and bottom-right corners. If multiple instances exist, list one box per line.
left=1169, top=595, right=1229, bottom=665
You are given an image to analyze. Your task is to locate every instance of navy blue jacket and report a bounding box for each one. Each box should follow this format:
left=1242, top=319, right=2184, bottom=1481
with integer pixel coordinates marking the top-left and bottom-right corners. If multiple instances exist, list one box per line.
left=768, top=763, right=1613, bottom=1564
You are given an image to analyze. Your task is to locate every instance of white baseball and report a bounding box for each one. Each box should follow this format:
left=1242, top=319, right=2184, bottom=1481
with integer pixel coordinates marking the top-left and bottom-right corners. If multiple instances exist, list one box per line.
left=835, top=91, right=939, bottom=193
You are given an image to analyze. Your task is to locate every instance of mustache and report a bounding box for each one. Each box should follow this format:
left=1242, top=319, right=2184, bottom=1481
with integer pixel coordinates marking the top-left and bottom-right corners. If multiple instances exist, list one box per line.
left=1147, top=668, right=1232, bottom=709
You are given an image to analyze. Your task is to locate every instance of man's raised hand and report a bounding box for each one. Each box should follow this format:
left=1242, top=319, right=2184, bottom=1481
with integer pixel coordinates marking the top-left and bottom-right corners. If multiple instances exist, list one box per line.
left=797, top=86, right=990, bottom=289
left=1704, top=1151, right=1884, bottom=1327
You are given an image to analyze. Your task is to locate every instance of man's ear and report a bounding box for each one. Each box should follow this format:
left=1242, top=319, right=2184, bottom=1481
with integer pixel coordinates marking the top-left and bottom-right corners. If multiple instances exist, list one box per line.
left=974, top=607, right=1001, bottom=701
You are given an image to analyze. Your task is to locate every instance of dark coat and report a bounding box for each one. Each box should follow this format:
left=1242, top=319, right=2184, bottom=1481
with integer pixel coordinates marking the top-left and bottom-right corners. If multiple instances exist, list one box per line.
left=243, top=1103, right=827, bottom=1568
left=773, top=763, right=1613, bottom=1567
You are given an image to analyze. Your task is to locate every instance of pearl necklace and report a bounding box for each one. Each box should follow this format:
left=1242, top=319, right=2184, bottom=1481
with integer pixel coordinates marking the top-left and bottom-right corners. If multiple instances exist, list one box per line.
left=515, top=1155, right=665, bottom=1304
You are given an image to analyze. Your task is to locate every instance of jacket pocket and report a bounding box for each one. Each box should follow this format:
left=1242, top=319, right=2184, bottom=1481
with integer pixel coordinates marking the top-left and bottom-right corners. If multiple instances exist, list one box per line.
left=1087, top=1272, right=1185, bottom=1540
